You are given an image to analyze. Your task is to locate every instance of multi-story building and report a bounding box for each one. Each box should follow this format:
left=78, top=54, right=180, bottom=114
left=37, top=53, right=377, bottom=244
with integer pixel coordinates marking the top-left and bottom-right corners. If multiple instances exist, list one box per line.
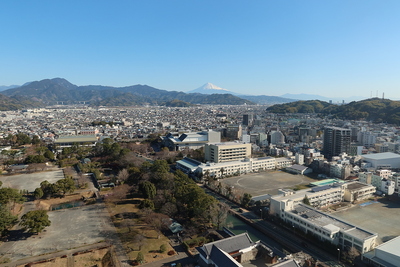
left=194, top=157, right=276, bottom=179
left=162, top=130, right=220, bottom=151
left=323, top=126, right=351, bottom=160
left=270, top=182, right=377, bottom=253
left=285, top=205, right=377, bottom=253
left=269, top=131, right=285, bottom=145
left=362, top=152, right=400, bottom=170
left=242, top=114, right=253, bottom=126
left=225, top=124, right=242, bottom=140
left=204, top=142, right=251, bottom=163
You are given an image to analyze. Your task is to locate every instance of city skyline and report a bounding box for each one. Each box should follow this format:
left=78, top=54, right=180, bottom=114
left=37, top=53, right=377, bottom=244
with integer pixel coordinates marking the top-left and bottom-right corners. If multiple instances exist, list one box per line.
left=1, top=1, right=400, bottom=99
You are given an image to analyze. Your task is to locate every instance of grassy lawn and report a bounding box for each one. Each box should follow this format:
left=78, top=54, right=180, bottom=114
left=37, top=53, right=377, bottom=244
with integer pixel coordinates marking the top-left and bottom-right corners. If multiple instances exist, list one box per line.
left=106, top=198, right=175, bottom=264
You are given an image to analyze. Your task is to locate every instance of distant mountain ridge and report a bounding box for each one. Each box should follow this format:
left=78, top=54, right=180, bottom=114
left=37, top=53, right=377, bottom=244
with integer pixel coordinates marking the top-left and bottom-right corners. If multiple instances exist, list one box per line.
left=266, top=98, right=400, bottom=125
left=1, top=78, right=254, bottom=107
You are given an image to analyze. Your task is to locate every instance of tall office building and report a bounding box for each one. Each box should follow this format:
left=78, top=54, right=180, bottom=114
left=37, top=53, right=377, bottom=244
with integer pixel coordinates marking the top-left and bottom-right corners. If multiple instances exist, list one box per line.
left=242, top=114, right=253, bottom=126
left=323, top=126, right=351, bottom=160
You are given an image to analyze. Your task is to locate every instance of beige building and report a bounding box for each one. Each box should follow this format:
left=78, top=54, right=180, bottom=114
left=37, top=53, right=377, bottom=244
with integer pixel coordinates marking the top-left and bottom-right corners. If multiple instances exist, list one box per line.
left=204, top=142, right=251, bottom=163
left=270, top=183, right=377, bottom=253
left=196, top=157, right=276, bottom=179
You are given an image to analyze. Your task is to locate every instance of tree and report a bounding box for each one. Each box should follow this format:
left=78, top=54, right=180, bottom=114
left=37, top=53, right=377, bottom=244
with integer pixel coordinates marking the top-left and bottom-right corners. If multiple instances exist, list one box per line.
left=117, top=168, right=129, bottom=184
left=303, top=195, right=311, bottom=205
left=160, top=244, right=167, bottom=253
left=139, top=181, right=156, bottom=199
left=209, top=202, right=229, bottom=230
left=20, top=210, right=51, bottom=234
left=144, top=212, right=170, bottom=238
left=136, top=251, right=144, bottom=264
left=0, top=188, right=25, bottom=206
left=43, top=150, right=54, bottom=160
left=55, top=178, right=75, bottom=196
left=0, top=206, right=18, bottom=236
left=33, top=188, right=44, bottom=200
left=241, top=193, right=252, bottom=208
left=139, top=199, right=155, bottom=210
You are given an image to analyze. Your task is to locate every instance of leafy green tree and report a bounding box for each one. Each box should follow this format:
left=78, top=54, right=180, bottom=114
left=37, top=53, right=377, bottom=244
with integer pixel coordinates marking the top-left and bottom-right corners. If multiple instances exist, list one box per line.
left=139, top=181, right=156, bottom=199
left=0, top=188, right=25, bottom=206
left=139, top=199, right=155, bottom=210
left=20, top=210, right=51, bottom=234
left=43, top=150, right=54, bottom=160
left=151, top=160, right=169, bottom=173
left=33, top=188, right=44, bottom=200
left=25, top=154, right=46, bottom=164
left=31, top=135, right=41, bottom=145
left=241, top=193, right=252, bottom=208
left=0, top=206, right=18, bottom=236
left=303, top=195, right=311, bottom=205
left=56, top=178, right=75, bottom=196
left=15, top=133, right=31, bottom=146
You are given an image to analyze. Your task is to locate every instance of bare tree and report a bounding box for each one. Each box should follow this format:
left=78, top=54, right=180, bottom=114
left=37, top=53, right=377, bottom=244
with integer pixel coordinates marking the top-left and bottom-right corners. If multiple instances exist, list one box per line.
left=209, top=202, right=229, bottom=230
left=133, top=233, right=146, bottom=251
left=117, top=168, right=129, bottom=184
left=144, top=212, right=170, bottom=239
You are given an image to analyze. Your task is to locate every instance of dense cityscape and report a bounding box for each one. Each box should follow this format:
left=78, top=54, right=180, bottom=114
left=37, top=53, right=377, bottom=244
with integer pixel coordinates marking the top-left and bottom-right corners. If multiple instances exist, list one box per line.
left=0, top=102, right=399, bottom=267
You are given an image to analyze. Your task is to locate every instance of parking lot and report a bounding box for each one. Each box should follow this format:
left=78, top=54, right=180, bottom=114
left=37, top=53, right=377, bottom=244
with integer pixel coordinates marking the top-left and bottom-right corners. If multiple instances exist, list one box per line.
left=333, top=198, right=400, bottom=244
left=0, top=170, right=65, bottom=192
left=221, top=170, right=316, bottom=196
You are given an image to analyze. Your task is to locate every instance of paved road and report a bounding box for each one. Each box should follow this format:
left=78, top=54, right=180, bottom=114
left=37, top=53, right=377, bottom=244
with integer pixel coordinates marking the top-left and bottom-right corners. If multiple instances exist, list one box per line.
left=202, top=185, right=345, bottom=267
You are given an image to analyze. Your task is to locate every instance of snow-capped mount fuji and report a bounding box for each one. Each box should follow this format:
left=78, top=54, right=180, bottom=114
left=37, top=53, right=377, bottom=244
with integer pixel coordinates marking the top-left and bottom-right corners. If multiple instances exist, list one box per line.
left=187, top=83, right=237, bottom=95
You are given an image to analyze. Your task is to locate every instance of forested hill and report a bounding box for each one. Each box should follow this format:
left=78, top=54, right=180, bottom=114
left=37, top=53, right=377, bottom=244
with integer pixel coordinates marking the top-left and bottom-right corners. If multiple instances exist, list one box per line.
left=2, top=78, right=254, bottom=106
left=266, top=98, right=400, bottom=125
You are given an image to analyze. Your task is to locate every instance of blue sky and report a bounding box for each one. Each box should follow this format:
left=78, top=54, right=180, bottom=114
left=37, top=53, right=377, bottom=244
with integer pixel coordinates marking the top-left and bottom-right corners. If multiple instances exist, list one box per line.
left=1, top=1, right=400, bottom=99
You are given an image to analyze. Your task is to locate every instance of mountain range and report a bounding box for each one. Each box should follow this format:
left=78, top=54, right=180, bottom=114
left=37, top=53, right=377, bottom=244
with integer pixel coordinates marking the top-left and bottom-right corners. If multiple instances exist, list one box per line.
left=186, top=83, right=366, bottom=103
left=0, top=78, right=259, bottom=108
left=0, top=78, right=369, bottom=110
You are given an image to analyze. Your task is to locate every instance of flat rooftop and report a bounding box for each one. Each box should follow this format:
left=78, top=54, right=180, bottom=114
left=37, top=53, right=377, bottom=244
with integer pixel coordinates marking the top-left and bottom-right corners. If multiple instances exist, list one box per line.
left=362, top=152, right=400, bottom=160
left=291, top=205, right=376, bottom=240
left=346, top=182, right=370, bottom=190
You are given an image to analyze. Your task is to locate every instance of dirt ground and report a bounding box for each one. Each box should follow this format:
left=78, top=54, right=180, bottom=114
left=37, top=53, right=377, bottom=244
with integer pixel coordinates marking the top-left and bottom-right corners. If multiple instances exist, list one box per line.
left=221, top=170, right=317, bottom=196
left=333, top=197, right=400, bottom=243
left=105, top=198, right=175, bottom=265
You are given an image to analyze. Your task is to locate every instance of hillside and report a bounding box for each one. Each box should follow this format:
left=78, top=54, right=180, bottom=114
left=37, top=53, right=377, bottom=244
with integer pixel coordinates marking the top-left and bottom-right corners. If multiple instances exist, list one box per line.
left=0, top=94, right=44, bottom=111
left=266, top=98, right=400, bottom=125
left=3, top=78, right=254, bottom=106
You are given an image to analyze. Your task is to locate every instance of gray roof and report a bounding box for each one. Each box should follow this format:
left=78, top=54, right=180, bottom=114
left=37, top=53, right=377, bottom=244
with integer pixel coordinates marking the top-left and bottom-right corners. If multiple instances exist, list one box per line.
left=55, top=135, right=97, bottom=143
left=209, top=246, right=242, bottom=267
left=362, top=152, right=400, bottom=160
left=199, top=232, right=254, bottom=257
left=287, top=164, right=308, bottom=171
left=273, top=259, right=301, bottom=267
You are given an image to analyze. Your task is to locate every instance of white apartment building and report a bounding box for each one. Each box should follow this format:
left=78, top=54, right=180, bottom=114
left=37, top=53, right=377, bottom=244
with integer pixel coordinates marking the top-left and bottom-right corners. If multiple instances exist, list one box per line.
left=204, top=142, right=251, bottom=163
left=275, top=157, right=293, bottom=169
left=195, top=157, right=276, bottom=179
left=295, top=153, right=304, bottom=165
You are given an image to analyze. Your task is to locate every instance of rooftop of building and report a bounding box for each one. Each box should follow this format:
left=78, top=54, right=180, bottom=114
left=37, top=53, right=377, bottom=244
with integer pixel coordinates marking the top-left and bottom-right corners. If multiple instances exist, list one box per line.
left=176, top=157, right=202, bottom=169
left=362, top=152, right=400, bottom=160
left=291, top=205, right=376, bottom=240
left=346, top=182, right=371, bottom=190
left=54, top=135, right=98, bottom=143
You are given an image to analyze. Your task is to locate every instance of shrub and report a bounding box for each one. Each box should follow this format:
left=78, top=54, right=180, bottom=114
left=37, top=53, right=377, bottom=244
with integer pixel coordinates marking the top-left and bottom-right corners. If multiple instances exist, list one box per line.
left=160, top=244, right=167, bottom=253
